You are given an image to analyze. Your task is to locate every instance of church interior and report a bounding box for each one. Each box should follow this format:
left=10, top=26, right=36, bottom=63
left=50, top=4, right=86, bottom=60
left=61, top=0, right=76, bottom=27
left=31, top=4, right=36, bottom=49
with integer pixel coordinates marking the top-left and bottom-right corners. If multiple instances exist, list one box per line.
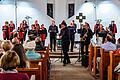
left=0, top=0, right=120, bottom=80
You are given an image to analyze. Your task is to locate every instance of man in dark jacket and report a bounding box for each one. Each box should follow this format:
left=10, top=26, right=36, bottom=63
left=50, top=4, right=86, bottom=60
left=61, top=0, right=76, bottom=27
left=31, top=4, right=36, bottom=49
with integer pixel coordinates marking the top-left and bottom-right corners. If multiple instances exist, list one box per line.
left=48, top=20, right=58, bottom=52
left=59, top=22, right=71, bottom=66
left=68, top=22, right=76, bottom=52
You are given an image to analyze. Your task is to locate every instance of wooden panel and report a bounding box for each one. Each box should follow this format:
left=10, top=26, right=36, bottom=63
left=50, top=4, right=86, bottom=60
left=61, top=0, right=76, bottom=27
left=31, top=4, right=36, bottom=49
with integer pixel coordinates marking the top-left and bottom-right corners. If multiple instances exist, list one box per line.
left=17, top=62, right=42, bottom=80
left=89, top=43, right=94, bottom=72
left=93, top=45, right=100, bottom=77
left=100, top=48, right=110, bottom=80
left=108, top=51, right=120, bottom=80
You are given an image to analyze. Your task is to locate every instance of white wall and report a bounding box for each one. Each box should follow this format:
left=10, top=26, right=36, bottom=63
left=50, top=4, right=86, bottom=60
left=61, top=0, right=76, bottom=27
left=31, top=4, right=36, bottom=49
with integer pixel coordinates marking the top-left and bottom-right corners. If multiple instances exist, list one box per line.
left=0, top=0, right=120, bottom=42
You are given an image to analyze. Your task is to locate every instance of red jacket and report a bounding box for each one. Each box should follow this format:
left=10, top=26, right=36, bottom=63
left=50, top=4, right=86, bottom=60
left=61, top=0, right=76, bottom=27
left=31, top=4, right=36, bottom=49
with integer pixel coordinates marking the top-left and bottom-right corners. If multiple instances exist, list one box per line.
left=18, top=27, right=24, bottom=39
left=2, top=26, right=10, bottom=39
left=40, top=27, right=47, bottom=41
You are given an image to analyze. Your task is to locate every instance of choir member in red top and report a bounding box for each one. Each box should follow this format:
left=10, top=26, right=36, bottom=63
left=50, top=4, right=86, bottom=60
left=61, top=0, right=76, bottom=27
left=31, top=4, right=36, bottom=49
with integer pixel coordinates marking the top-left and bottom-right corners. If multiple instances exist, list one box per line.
left=22, top=20, right=29, bottom=41
left=2, top=21, right=10, bottom=40
left=39, top=24, right=47, bottom=46
left=18, top=23, right=24, bottom=44
left=109, top=20, right=117, bottom=37
left=9, top=21, right=15, bottom=33
left=34, top=20, right=40, bottom=34
left=9, top=21, right=15, bottom=41
left=28, top=24, right=37, bottom=40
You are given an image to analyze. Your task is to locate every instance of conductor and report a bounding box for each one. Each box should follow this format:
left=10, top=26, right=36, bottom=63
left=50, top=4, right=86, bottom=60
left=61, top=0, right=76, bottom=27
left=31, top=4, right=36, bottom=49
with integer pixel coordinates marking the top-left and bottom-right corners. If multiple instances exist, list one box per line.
left=59, top=21, right=71, bottom=66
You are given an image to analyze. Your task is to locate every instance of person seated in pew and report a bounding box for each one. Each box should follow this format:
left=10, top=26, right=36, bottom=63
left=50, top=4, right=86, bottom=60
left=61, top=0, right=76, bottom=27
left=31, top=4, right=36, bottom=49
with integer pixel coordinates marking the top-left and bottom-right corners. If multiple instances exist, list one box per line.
left=96, top=35, right=117, bottom=73
left=1, top=40, right=12, bottom=54
left=35, top=37, right=45, bottom=51
left=101, top=34, right=116, bottom=51
left=0, top=51, right=29, bottom=80
left=12, top=38, right=28, bottom=68
left=24, top=36, right=42, bottom=60
left=114, top=62, right=120, bottom=73
left=117, top=38, right=120, bottom=49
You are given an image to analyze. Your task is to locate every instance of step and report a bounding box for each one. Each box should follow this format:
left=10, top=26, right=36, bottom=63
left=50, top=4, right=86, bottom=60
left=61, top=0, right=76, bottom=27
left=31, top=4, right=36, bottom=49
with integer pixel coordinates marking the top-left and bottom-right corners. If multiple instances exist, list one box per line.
left=50, top=54, right=79, bottom=58
left=50, top=52, right=79, bottom=55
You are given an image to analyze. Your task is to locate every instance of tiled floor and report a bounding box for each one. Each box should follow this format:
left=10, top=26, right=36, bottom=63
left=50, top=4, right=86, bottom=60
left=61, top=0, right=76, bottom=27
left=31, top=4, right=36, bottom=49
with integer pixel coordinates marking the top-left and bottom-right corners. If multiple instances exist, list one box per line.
left=49, top=58, right=98, bottom=80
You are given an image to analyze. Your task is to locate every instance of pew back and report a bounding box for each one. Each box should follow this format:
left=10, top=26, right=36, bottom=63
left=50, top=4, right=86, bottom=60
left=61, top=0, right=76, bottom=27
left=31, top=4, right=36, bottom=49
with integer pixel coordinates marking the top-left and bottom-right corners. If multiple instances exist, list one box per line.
left=100, top=48, right=110, bottom=80
left=108, top=51, right=120, bottom=80
left=17, top=62, right=42, bottom=80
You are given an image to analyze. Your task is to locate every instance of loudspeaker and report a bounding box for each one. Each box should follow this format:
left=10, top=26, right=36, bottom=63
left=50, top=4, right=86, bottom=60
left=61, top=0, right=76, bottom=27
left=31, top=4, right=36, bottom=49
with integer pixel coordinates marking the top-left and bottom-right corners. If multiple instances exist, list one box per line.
left=68, top=4, right=74, bottom=18
left=47, top=3, right=53, bottom=18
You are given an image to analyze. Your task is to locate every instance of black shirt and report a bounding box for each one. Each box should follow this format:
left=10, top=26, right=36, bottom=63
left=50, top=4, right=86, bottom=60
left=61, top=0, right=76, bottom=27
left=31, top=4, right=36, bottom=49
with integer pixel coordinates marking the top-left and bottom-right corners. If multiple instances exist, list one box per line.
left=48, top=25, right=58, bottom=37
left=60, top=27, right=70, bottom=44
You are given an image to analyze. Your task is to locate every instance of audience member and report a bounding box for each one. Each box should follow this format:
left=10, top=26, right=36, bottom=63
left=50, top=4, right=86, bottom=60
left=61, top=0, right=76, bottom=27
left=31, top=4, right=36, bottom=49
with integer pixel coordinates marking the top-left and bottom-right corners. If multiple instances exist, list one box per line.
left=24, top=36, right=41, bottom=60
left=1, top=40, right=12, bottom=53
left=116, top=38, right=120, bottom=49
left=12, top=38, right=27, bottom=68
left=35, top=37, right=45, bottom=51
left=101, top=34, right=116, bottom=51
left=0, top=51, right=29, bottom=80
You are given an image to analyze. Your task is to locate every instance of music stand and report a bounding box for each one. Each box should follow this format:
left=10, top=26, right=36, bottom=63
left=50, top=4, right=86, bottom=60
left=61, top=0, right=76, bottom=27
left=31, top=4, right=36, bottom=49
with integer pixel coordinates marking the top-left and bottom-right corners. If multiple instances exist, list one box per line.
left=54, top=38, right=63, bottom=62
left=75, top=41, right=81, bottom=63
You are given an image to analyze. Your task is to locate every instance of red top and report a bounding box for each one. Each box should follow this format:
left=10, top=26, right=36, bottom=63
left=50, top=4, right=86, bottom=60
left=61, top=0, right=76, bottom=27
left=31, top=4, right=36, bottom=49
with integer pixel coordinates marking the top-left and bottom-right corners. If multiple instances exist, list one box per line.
left=0, top=73, right=29, bottom=80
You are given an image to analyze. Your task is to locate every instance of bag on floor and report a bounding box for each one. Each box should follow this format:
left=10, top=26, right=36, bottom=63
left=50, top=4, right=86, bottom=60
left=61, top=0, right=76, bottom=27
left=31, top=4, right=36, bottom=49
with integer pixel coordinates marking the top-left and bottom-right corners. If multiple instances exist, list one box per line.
left=81, top=54, right=88, bottom=67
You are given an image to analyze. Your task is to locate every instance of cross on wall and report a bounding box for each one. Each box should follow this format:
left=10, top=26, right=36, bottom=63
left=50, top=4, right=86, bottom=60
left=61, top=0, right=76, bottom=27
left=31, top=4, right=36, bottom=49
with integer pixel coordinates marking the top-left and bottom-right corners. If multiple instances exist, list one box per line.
left=76, top=13, right=86, bottom=23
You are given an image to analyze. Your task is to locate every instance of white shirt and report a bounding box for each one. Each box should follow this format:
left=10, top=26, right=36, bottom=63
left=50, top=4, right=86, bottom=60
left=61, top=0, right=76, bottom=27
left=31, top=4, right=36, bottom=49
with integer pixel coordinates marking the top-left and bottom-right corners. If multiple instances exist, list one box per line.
left=101, top=42, right=116, bottom=51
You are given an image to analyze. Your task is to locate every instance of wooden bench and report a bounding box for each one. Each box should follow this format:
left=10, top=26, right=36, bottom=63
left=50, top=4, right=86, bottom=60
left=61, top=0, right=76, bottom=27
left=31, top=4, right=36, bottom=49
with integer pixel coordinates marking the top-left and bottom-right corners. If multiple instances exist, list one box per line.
left=29, top=58, right=48, bottom=80
left=108, top=51, right=120, bottom=80
left=93, top=45, right=100, bottom=76
left=118, top=74, right=120, bottom=80
left=30, top=46, right=50, bottom=80
left=100, top=48, right=110, bottom=80
left=17, top=62, right=42, bottom=80
left=89, top=43, right=94, bottom=72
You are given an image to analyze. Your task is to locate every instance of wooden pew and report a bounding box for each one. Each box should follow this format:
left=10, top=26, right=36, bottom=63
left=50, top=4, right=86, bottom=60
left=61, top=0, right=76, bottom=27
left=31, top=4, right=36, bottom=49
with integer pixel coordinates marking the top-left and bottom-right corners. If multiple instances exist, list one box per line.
left=30, top=46, right=50, bottom=80
left=17, top=62, right=42, bottom=80
left=100, top=48, right=110, bottom=80
left=118, top=74, right=120, bottom=80
left=89, top=43, right=94, bottom=72
left=108, top=51, right=120, bottom=80
left=92, top=45, right=100, bottom=77
left=29, top=58, right=48, bottom=80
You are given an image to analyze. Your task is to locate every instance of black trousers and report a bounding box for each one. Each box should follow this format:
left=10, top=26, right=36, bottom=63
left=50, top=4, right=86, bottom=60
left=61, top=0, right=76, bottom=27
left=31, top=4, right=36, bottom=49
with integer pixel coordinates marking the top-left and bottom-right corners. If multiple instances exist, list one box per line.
left=4, top=33, right=9, bottom=40
left=81, top=41, right=90, bottom=56
left=50, top=36, right=56, bottom=51
left=24, top=30, right=27, bottom=41
left=81, top=41, right=90, bottom=67
left=42, top=41, right=45, bottom=46
left=62, top=41, right=70, bottom=64
left=70, top=36, right=75, bottom=51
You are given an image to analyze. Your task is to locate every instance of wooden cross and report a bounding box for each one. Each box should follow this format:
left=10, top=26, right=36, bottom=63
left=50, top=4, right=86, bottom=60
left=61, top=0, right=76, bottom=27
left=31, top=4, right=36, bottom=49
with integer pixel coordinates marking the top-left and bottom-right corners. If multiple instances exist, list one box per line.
left=76, top=13, right=86, bottom=23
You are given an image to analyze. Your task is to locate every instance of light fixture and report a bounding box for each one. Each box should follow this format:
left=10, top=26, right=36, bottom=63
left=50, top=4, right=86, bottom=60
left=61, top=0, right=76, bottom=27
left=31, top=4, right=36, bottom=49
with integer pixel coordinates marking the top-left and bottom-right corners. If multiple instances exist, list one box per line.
left=84, top=0, right=88, bottom=3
